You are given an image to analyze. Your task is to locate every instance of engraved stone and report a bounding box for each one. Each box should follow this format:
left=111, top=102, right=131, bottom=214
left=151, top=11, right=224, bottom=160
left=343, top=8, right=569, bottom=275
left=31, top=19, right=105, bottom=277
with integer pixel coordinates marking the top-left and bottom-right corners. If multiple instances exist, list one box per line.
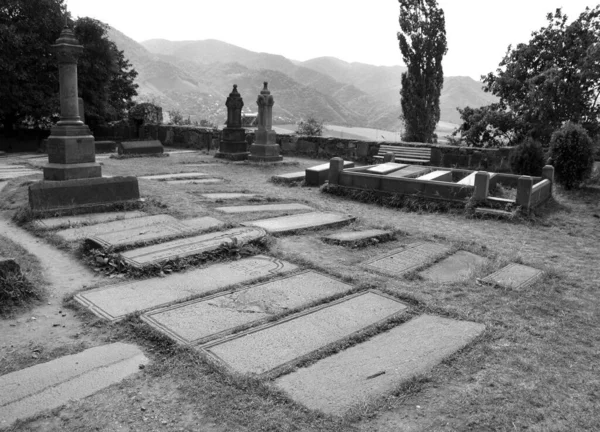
left=419, top=251, right=487, bottom=283
left=480, top=263, right=543, bottom=289
left=362, top=242, right=450, bottom=277
left=322, top=229, right=393, bottom=246
left=142, top=271, right=355, bottom=345
left=215, top=203, right=312, bottom=214
left=241, top=212, right=355, bottom=234
left=366, top=163, right=408, bottom=175
left=33, top=210, right=147, bottom=230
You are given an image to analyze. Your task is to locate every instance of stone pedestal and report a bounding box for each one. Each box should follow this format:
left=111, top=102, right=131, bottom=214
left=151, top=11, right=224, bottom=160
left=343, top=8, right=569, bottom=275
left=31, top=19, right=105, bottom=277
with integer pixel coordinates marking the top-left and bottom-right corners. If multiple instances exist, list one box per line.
left=215, top=85, right=249, bottom=160
left=249, top=82, right=282, bottom=162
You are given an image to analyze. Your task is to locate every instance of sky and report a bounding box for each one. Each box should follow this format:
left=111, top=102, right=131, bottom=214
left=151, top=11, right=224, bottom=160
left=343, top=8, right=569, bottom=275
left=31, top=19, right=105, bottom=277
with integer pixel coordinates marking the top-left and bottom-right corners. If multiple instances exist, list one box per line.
left=66, top=0, right=597, bottom=80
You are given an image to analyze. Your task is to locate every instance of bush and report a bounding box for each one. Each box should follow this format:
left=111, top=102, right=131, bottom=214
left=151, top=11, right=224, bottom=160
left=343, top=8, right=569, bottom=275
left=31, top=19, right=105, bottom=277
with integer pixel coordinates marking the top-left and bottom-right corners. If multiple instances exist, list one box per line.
left=509, top=137, right=546, bottom=176
left=0, top=270, right=41, bottom=315
left=549, top=122, right=595, bottom=189
left=296, top=116, right=324, bottom=136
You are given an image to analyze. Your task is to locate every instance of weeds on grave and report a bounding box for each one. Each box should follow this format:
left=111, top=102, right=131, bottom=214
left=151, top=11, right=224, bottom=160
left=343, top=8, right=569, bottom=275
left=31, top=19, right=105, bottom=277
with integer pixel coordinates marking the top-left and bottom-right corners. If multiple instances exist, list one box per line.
left=0, top=269, right=43, bottom=316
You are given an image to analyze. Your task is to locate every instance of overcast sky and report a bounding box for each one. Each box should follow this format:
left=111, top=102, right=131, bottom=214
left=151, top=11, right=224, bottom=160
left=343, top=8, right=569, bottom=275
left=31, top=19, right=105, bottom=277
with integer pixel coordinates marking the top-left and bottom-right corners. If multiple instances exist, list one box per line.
left=66, top=0, right=597, bottom=80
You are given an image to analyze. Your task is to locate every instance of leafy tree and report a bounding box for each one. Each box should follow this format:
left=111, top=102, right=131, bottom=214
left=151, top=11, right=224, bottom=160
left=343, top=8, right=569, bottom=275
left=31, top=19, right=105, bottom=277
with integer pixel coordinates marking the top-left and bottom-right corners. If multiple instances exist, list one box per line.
left=168, top=110, right=184, bottom=125
left=296, top=115, right=324, bottom=136
left=452, top=104, right=524, bottom=147
left=397, top=0, right=447, bottom=143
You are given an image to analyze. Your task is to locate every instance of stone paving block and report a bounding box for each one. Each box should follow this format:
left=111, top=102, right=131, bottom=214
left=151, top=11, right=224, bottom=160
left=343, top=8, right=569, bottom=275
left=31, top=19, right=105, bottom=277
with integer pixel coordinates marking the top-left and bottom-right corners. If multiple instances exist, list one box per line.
left=75, top=255, right=297, bottom=321
left=242, top=212, right=355, bottom=234
left=362, top=242, right=450, bottom=277
left=275, top=315, right=485, bottom=415
left=366, top=163, right=408, bottom=175
left=420, top=250, right=487, bottom=283
left=215, top=203, right=312, bottom=214
left=201, top=193, right=259, bottom=200
left=142, top=271, right=355, bottom=345
left=0, top=342, right=148, bottom=428
left=33, top=211, right=147, bottom=230
left=120, top=226, right=265, bottom=268
left=203, top=291, right=407, bottom=376
left=385, top=165, right=430, bottom=178
left=479, top=263, right=543, bottom=289
left=166, top=179, right=224, bottom=185
left=322, top=229, right=393, bottom=246
left=139, top=172, right=208, bottom=181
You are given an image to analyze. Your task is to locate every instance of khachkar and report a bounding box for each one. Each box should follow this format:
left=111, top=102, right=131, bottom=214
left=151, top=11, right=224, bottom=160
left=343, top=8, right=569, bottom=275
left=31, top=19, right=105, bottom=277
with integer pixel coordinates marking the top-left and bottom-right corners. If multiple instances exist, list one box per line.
left=249, top=82, right=282, bottom=162
left=28, top=26, right=139, bottom=215
left=215, top=85, right=249, bottom=160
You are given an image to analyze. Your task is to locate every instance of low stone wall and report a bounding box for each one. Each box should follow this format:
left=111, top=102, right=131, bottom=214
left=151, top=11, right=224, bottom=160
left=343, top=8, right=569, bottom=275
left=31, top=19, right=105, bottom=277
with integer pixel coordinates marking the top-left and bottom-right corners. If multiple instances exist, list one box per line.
left=430, top=145, right=513, bottom=173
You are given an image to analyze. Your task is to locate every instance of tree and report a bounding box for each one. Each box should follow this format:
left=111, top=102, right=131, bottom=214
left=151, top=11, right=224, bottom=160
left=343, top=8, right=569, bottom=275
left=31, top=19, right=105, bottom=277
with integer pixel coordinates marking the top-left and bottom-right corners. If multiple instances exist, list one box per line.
left=296, top=115, right=324, bottom=136
left=452, top=104, right=524, bottom=147
left=397, top=0, right=447, bottom=143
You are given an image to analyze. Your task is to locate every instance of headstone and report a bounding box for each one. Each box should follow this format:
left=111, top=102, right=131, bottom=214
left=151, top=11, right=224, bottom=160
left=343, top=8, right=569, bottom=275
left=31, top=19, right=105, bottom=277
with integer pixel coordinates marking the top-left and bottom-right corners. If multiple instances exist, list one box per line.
left=204, top=291, right=407, bottom=376
left=366, top=163, right=407, bottom=175
left=275, top=315, right=485, bottom=415
left=166, top=179, right=224, bottom=185
left=241, top=212, right=355, bottom=234
left=0, top=343, right=148, bottom=428
left=215, top=85, right=249, bottom=161
left=271, top=171, right=305, bottom=184
left=215, top=203, right=312, bottom=214
left=305, top=161, right=355, bottom=186
left=74, top=255, right=297, bottom=320
left=118, top=140, right=164, bottom=155
left=86, top=216, right=224, bottom=249
left=139, top=172, right=208, bottom=181
left=33, top=210, right=147, bottom=230
left=200, top=193, right=259, bottom=200
left=249, top=82, right=282, bottom=162
left=0, top=257, right=20, bottom=276
left=120, top=226, right=266, bottom=268
left=142, top=271, right=355, bottom=345
left=322, top=229, right=394, bottom=246
left=362, top=242, right=450, bottom=277
left=416, top=170, right=452, bottom=182
left=385, top=165, right=430, bottom=178
left=419, top=251, right=487, bottom=283
left=479, top=263, right=543, bottom=289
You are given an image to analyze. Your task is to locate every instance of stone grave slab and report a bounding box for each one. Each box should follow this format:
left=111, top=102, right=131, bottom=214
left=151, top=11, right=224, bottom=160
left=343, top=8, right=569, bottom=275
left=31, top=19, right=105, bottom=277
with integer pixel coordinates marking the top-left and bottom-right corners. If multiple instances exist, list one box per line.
left=203, top=291, right=407, bottom=376
left=322, top=229, right=393, bottom=246
left=419, top=251, right=487, bottom=283
left=33, top=210, right=147, bottom=230
left=366, top=163, right=408, bottom=175
left=201, top=193, right=259, bottom=200
left=275, top=314, right=484, bottom=415
left=362, top=242, right=450, bottom=277
left=0, top=343, right=148, bottom=428
left=56, top=214, right=176, bottom=242
left=416, top=170, right=452, bottom=182
left=305, top=161, right=354, bottom=186
left=166, top=179, right=224, bottom=185
left=457, top=172, right=497, bottom=186
left=242, top=212, right=355, bottom=234
left=215, top=203, right=312, bottom=214
left=87, top=216, right=224, bottom=249
left=385, top=165, right=430, bottom=178
left=139, top=172, right=208, bottom=181
left=120, top=226, right=266, bottom=268
left=142, top=271, right=355, bottom=345
left=75, top=255, right=297, bottom=321
left=271, top=171, right=305, bottom=184
left=479, top=263, right=543, bottom=289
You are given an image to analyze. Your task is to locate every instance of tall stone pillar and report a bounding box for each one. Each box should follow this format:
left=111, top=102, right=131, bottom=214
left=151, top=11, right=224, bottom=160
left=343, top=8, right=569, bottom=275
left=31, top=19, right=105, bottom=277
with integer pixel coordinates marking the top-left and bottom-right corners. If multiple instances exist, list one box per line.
left=249, top=82, right=282, bottom=162
left=215, top=85, right=249, bottom=160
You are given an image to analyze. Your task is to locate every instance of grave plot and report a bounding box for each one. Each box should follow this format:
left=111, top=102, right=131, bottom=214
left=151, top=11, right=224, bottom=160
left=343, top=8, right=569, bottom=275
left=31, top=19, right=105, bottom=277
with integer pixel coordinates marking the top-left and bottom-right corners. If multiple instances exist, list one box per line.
left=362, top=242, right=450, bottom=277
left=142, top=271, right=355, bottom=345
left=419, top=250, right=487, bottom=283
left=33, top=210, right=147, bottom=230
left=241, top=212, right=355, bottom=234
left=479, top=263, right=543, bottom=289
left=215, top=203, right=312, bottom=214
left=275, top=315, right=485, bottom=415
left=202, top=291, right=407, bottom=376
left=75, top=255, right=297, bottom=320
left=322, top=229, right=394, bottom=247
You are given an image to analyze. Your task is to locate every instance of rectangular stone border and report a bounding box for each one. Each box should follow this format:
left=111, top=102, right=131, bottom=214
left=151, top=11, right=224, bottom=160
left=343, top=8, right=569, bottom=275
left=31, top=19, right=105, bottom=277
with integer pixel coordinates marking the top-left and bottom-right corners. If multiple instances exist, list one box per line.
left=361, top=242, right=451, bottom=277
left=199, top=289, right=408, bottom=379
left=478, top=263, right=544, bottom=289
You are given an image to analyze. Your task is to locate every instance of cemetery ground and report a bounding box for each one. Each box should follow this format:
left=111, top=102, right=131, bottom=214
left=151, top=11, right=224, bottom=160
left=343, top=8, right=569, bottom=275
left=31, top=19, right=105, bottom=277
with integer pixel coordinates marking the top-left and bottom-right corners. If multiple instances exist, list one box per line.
left=0, top=151, right=599, bottom=431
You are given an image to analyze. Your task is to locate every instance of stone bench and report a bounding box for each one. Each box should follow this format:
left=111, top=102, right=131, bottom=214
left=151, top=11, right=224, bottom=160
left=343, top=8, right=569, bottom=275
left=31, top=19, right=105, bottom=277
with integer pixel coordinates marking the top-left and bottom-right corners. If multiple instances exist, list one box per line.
left=373, top=145, right=431, bottom=165
left=118, top=140, right=164, bottom=155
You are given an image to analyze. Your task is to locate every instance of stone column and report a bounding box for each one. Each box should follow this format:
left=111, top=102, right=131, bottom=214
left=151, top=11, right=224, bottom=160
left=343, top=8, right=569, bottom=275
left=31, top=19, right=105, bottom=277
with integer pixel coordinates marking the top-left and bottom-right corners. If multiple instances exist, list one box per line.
left=542, top=165, right=554, bottom=194
left=249, top=82, right=282, bottom=162
left=516, top=175, right=533, bottom=210
left=473, top=171, right=490, bottom=200
left=215, top=85, right=249, bottom=160
left=328, top=158, right=344, bottom=185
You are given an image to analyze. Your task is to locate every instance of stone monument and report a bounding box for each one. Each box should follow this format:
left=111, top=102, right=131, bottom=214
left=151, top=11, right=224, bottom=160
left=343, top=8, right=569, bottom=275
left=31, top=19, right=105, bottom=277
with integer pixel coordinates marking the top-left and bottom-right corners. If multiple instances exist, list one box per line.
left=28, top=25, right=139, bottom=215
left=249, top=82, right=282, bottom=162
left=215, top=85, right=249, bottom=160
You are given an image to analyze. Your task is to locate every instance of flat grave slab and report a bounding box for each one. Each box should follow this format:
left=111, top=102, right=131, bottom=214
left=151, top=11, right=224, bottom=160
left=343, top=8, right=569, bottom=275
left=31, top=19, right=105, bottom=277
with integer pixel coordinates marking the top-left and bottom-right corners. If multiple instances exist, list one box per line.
left=479, top=263, right=543, bottom=289
left=75, top=255, right=297, bottom=321
left=215, top=203, right=312, bottom=214
left=120, top=226, right=266, bottom=268
left=87, top=216, right=224, bottom=249
left=33, top=210, right=147, bottom=230
left=142, top=271, right=355, bottom=345
left=457, top=172, right=497, bottom=186
left=275, top=314, right=484, bottom=415
left=139, top=172, right=208, bottom=181
left=166, top=179, right=224, bottom=185
left=385, top=165, right=430, bottom=178
left=416, top=170, right=452, bottom=182
left=271, top=171, right=305, bottom=183
left=0, top=342, right=148, bottom=428
left=0, top=170, right=40, bottom=179
left=305, top=161, right=354, bottom=186
left=242, top=212, right=355, bottom=234
left=420, top=250, right=487, bottom=283
left=204, top=291, right=407, bottom=376
left=362, top=242, right=450, bottom=277
left=322, top=229, right=393, bottom=246
left=201, top=193, right=259, bottom=200
left=366, top=163, right=408, bottom=175
left=56, top=214, right=176, bottom=242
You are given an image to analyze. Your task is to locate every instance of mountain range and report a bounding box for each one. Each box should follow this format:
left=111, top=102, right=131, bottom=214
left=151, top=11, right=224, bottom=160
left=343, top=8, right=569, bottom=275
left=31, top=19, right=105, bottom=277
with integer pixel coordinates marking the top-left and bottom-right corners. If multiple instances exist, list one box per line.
left=106, top=27, right=497, bottom=130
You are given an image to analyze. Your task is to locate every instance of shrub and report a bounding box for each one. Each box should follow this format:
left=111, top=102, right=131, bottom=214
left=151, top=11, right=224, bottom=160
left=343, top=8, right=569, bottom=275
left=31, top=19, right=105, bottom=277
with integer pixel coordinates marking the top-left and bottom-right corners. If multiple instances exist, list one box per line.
left=509, top=137, right=546, bottom=176
left=296, top=116, right=324, bottom=136
left=549, top=122, right=595, bottom=189
left=0, top=270, right=42, bottom=315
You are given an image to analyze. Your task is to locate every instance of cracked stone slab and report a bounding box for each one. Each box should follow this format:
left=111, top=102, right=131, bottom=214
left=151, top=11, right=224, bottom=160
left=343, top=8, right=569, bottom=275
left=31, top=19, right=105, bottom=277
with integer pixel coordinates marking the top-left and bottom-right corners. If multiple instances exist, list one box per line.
left=139, top=172, right=208, bottom=180
left=275, top=315, right=485, bottom=415
left=215, top=203, right=312, bottom=214
left=419, top=250, right=487, bottom=283
left=241, top=212, right=355, bottom=234
left=203, top=291, right=407, bottom=376
left=33, top=211, right=147, bottom=230
left=479, top=263, right=543, bottom=289
left=74, top=255, right=297, bottom=321
left=0, top=342, right=148, bottom=428
left=322, top=229, right=393, bottom=246
left=362, top=242, right=450, bottom=277
left=142, top=271, right=355, bottom=345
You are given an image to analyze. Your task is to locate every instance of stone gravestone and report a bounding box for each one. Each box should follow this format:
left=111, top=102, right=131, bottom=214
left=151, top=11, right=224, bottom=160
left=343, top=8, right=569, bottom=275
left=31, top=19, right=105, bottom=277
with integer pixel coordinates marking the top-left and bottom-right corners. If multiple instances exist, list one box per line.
left=362, top=242, right=450, bottom=277
left=479, top=263, right=543, bottom=289
left=215, top=85, right=249, bottom=161
left=248, top=82, right=282, bottom=162
left=27, top=26, right=139, bottom=215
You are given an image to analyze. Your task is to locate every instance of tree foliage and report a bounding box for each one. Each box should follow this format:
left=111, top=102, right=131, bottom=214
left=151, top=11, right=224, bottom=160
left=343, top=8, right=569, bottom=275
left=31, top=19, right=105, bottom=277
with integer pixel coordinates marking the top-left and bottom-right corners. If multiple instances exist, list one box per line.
left=549, top=122, right=595, bottom=189
left=509, top=137, right=546, bottom=176
left=296, top=115, right=324, bottom=136
left=397, top=0, right=447, bottom=143
left=452, top=104, right=523, bottom=147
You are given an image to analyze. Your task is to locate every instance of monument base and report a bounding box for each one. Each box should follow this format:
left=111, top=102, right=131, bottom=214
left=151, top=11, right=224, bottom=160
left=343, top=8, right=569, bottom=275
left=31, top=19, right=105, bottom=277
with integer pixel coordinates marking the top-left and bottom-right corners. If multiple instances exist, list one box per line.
left=214, top=151, right=250, bottom=161
left=29, top=176, right=141, bottom=216
left=248, top=143, right=282, bottom=163
left=43, top=162, right=102, bottom=181
left=216, top=138, right=248, bottom=161
left=248, top=155, right=283, bottom=162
